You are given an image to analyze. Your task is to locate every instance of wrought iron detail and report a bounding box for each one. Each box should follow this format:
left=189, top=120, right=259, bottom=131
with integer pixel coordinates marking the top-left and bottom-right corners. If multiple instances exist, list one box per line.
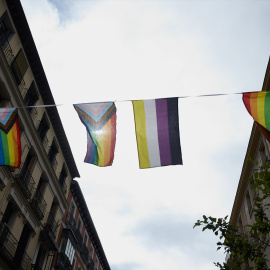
left=61, top=181, right=67, bottom=195
left=45, top=212, right=58, bottom=239
left=74, top=229, right=83, bottom=250
left=66, top=212, right=76, bottom=232
left=55, top=252, right=72, bottom=270
left=15, top=169, right=35, bottom=199
left=31, top=191, right=47, bottom=220
left=87, top=257, right=95, bottom=270
left=31, top=264, right=42, bottom=270
left=0, top=222, right=32, bottom=270
left=81, top=243, right=89, bottom=264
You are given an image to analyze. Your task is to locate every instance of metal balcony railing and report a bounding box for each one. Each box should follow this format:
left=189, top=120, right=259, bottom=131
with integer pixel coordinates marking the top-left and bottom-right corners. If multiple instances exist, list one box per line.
left=0, top=25, right=30, bottom=102
left=45, top=212, right=58, bottom=239
left=18, top=80, right=28, bottom=98
left=81, top=243, right=89, bottom=264
left=51, top=157, right=58, bottom=171
left=87, top=257, right=95, bottom=270
left=42, top=135, right=50, bottom=153
left=30, top=107, right=38, bottom=125
left=66, top=212, right=76, bottom=232
left=0, top=31, right=14, bottom=65
left=55, top=252, right=72, bottom=270
left=0, top=222, right=17, bottom=260
left=74, top=229, right=83, bottom=250
left=31, top=191, right=47, bottom=220
left=15, top=169, right=35, bottom=199
left=60, top=181, right=67, bottom=195
left=19, top=252, right=32, bottom=270
left=31, top=264, right=42, bottom=270
left=0, top=222, right=32, bottom=270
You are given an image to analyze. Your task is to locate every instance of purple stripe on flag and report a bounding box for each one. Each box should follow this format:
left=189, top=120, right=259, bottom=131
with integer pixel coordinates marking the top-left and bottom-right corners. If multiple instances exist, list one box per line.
left=155, top=99, right=171, bottom=166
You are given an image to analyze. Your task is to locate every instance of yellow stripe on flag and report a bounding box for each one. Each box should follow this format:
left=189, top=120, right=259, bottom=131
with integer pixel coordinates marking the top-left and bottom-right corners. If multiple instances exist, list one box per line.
left=103, top=119, right=111, bottom=166
left=97, top=128, right=106, bottom=167
left=257, top=91, right=266, bottom=128
left=132, top=101, right=150, bottom=168
left=250, top=92, right=259, bottom=122
left=7, top=128, right=15, bottom=166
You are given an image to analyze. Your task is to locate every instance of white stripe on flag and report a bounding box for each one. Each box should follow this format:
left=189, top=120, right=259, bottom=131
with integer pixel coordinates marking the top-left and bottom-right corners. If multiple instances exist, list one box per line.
left=144, top=100, right=161, bottom=167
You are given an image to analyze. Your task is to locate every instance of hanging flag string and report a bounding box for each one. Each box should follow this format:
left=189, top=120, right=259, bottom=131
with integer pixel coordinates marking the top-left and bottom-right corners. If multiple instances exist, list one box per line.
left=6, top=90, right=261, bottom=109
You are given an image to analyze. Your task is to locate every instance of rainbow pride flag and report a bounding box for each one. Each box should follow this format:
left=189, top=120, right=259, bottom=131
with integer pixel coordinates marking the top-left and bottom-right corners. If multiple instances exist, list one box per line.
left=0, top=108, right=21, bottom=167
left=243, top=91, right=270, bottom=129
left=243, top=91, right=270, bottom=142
left=132, top=98, right=182, bottom=169
left=74, top=102, right=116, bottom=167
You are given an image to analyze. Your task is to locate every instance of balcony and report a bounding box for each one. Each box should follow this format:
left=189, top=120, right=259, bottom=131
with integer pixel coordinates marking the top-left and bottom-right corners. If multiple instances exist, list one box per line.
left=0, top=222, right=32, bottom=270
left=87, top=257, right=95, bottom=270
left=55, top=252, right=72, bottom=270
left=50, top=156, right=58, bottom=171
left=1, top=34, right=14, bottom=64
left=31, top=191, right=47, bottom=220
left=38, top=213, right=59, bottom=252
left=60, top=181, right=67, bottom=195
left=39, top=228, right=58, bottom=252
left=66, top=212, right=76, bottom=232
left=81, top=243, right=89, bottom=264
left=48, top=143, right=58, bottom=171
left=74, top=229, right=83, bottom=250
left=15, top=169, right=35, bottom=199
left=18, top=81, right=28, bottom=98
left=31, top=265, right=42, bottom=270
left=42, top=135, right=49, bottom=153
left=45, top=212, right=58, bottom=239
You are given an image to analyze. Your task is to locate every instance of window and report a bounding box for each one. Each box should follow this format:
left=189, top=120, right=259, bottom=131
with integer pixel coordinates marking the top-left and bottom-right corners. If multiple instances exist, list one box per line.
left=77, top=218, right=82, bottom=232
left=10, top=49, right=28, bottom=85
left=90, top=244, right=94, bottom=258
left=24, top=82, right=38, bottom=112
left=34, top=244, right=47, bottom=269
left=65, top=238, right=75, bottom=264
left=70, top=202, right=75, bottom=217
left=59, top=165, right=67, bottom=187
left=72, top=258, right=76, bottom=270
left=35, top=177, right=46, bottom=196
left=14, top=223, right=33, bottom=267
left=1, top=201, right=17, bottom=228
left=0, top=12, right=14, bottom=47
left=17, top=151, right=36, bottom=199
left=48, top=139, right=58, bottom=167
left=94, top=257, right=99, bottom=270
left=20, top=151, right=36, bottom=178
left=37, top=114, right=49, bottom=143
left=83, top=233, right=88, bottom=246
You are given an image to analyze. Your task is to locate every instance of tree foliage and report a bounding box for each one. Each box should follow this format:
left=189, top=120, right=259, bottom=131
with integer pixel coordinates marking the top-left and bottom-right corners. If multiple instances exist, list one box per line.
left=194, top=161, right=270, bottom=270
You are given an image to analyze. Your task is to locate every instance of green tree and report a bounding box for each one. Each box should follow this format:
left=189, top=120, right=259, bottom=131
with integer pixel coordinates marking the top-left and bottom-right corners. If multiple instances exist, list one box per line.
left=194, top=161, right=270, bottom=270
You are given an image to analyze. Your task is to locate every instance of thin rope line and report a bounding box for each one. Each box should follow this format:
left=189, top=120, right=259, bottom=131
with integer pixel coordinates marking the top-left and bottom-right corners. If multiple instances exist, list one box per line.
left=7, top=90, right=258, bottom=109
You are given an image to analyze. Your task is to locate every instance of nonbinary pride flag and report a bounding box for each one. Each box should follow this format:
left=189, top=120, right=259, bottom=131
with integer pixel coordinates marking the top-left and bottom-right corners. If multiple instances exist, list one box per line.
left=243, top=91, right=270, bottom=142
left=74, top=102, right=116, bottom=167
left=132, top=98, right=183, bottom=169
left=0, top=108, right=21, bottom=167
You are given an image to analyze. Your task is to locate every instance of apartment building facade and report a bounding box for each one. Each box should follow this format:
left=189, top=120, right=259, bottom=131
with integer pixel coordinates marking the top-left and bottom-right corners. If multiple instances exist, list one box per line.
left=228, top=58, right=270, bottom=267
left=54, top=180, right=111, bottom=270
left=0, top=0, right=93, bottom=269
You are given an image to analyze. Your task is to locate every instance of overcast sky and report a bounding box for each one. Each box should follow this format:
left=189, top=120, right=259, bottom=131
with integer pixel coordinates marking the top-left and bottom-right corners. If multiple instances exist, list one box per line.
left=20, top=0, right=270, bottom=269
